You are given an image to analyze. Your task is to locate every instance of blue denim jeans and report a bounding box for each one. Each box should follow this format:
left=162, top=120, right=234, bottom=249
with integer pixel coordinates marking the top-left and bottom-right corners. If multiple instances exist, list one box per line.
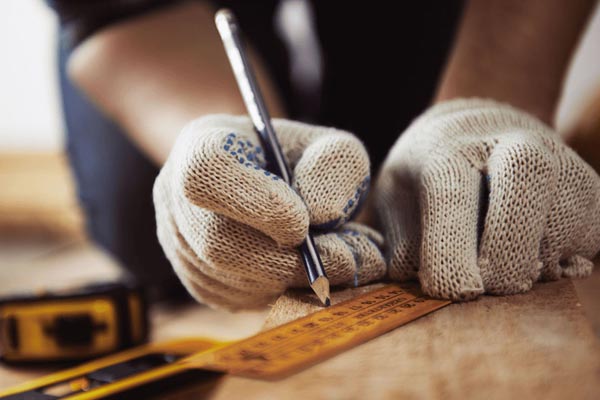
left=57, top=42, right=184, bottom=300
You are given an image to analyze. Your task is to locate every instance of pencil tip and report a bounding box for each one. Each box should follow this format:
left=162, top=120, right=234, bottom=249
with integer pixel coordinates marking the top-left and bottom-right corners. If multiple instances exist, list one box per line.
left=311, top=276, right=331, bottom=307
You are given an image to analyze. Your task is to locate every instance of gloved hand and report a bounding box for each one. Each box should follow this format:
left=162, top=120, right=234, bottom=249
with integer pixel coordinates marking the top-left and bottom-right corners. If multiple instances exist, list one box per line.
left=154, top=115, right=385, bottom=310
left=375, top=99, right=600, bottom=300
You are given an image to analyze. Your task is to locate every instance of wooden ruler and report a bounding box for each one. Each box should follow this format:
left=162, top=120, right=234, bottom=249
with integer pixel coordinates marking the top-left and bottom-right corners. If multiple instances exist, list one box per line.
left=182, top=284, right=450, bottom=379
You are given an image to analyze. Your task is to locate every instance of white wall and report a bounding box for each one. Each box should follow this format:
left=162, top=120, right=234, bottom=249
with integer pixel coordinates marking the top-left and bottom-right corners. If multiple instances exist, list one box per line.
left=0, top=1, right=597, bottom=152
left=0, top=0, right=63, bottom=151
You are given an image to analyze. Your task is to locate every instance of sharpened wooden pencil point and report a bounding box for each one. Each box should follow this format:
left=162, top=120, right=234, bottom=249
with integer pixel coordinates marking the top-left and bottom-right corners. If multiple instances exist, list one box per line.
left=311, top=276, right=330, bottom=306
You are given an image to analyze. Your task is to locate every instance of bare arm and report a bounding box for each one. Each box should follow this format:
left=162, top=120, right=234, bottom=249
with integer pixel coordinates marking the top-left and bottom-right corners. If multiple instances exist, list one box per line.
left=435, top=0, right=595, bottom=125
left=564, top=89, right=600, bottom=174
left=67, top=1, right=284, bottom=165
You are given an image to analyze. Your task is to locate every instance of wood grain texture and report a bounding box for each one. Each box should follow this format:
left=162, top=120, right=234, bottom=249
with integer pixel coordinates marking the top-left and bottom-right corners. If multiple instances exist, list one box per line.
left=1, top=239, right=599, bottom=398
left=0, top=152, right=83, bottom=238
left=198, top=279, right=600, bottom=400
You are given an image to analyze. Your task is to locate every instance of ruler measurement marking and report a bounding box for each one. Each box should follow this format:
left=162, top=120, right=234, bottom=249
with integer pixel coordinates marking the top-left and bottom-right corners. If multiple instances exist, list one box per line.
left=215, top=287, right=415, bottom=363
left=183, top=284, right=450, bottom=378
left=236, top=295, right=446, bottom=376
left=206, top=287, right=426, bottom=372
left=244, top=293, right=420, bottom=361
left=214, top=287, right=415, bottom=364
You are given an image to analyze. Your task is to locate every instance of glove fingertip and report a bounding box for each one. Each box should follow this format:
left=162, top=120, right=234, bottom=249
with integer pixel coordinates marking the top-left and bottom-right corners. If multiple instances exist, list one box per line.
left=315, top=227, right=386, bottom=288
left=418, top=268, right=484, bottom=302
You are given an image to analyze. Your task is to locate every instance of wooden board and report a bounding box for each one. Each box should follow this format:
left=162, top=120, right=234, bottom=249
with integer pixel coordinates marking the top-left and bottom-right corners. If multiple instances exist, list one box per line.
left=1, top=238, right=599, bottom=399
left=183, top=278, right=600, bottom=400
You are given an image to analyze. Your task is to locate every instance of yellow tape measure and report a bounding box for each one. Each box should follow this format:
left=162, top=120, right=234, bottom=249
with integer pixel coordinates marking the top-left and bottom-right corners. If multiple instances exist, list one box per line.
left=0, top=284, right=450, bottom=399
left=184, top=283, right=450, bottom=378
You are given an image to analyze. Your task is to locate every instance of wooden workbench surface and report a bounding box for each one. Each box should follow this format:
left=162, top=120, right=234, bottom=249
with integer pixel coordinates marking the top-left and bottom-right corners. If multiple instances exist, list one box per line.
left=1, top=240, right=599, bottom=399
left=179, top=278, right=600, bottom=400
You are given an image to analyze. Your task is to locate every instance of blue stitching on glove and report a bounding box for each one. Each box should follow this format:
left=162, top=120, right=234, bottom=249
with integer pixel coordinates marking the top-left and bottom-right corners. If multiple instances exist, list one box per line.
left=222, top=133, right=281, bottom=181
left=342, top=228, right=360, bottom=237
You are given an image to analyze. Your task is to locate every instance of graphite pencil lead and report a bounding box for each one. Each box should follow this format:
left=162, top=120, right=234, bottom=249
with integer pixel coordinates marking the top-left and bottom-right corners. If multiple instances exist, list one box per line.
left=311, top=276, right=330, bottom=306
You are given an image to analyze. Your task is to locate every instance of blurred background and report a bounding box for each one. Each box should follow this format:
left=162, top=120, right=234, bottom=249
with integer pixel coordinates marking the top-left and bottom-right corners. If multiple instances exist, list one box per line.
left=0, top=2, right=269, bottom=386
left=0, top=0, right=599, bottom=391
left=0, top=0, right=599, bottom=335
left=1, top=0, right=80, bottom=240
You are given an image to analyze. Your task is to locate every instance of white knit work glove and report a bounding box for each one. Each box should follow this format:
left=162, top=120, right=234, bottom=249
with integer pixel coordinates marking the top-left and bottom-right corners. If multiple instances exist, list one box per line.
left=375, top=99, right=600, bottom=300
left=154, top=115, right=385, bottom=310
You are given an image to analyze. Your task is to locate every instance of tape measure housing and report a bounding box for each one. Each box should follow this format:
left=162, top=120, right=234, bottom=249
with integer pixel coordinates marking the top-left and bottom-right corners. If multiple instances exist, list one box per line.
left=0, top=282, right=148, bottom=363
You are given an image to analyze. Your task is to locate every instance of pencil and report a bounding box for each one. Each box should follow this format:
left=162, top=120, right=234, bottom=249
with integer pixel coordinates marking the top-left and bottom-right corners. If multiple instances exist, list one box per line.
left=215, top=9, right=330, bottom=306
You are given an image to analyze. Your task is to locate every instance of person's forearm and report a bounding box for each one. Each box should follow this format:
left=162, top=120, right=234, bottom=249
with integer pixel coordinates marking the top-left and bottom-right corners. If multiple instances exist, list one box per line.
left=67, top=1, right=284, bottom=165
left=435, top=0, right=594, bottom=125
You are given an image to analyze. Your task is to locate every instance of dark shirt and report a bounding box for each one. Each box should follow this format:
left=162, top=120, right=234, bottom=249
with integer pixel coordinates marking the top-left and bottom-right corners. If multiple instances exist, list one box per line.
left=47, top=0, right=463, bottom=171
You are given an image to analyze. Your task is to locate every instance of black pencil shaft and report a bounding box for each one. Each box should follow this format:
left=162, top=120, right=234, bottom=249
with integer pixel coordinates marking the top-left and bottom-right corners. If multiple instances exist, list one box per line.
left=215, top=10, right=329, bottom=298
